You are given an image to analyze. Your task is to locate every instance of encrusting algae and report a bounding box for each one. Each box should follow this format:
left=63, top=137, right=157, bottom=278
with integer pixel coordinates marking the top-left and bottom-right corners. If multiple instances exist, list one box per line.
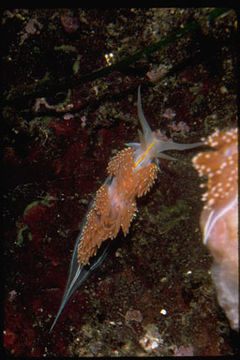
left=50, top=86, right=203, bottom=331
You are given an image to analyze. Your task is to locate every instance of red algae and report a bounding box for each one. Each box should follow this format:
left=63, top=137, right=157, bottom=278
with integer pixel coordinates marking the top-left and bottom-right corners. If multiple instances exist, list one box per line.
left=192, top=128, right=238, bottom=330
left=60, top=10, right=79, bottom=34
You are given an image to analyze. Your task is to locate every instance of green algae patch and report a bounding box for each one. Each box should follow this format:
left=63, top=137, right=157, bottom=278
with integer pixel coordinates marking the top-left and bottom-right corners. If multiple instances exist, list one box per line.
left=23, top=193, right=55, bottom=218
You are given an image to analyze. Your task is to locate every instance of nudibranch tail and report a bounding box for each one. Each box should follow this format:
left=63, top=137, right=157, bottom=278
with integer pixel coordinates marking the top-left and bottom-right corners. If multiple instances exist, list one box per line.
left=49, top=179, right=113, bottom=333
left=49, top=240, right=111, bottom=332
left=50, top=238, right=112, bottom=332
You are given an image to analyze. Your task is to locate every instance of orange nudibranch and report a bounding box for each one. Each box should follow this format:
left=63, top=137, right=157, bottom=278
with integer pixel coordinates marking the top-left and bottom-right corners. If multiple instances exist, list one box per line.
left=192, top=128, right=238, bottom=330
left=50, top=86, right=203, bottom=332
left=77, top=147, right=159, bottom=266
left=192, top=128, right=238, bottom=244
left=78, top=86, right=203, bottom=266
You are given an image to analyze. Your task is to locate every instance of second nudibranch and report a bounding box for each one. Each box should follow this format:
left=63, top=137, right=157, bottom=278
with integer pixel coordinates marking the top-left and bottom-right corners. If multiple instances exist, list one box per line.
left=50, top=86, right=203, bottom=332
left=77, top=86, right=203, bottom=266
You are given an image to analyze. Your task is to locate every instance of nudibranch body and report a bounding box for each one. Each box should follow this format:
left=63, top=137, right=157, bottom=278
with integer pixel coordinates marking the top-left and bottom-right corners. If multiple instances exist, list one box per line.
left=50, top=86, right=203, bottom=331
left=192, top=128, right=238, bottom=330
left=192, top=128, right=238, bottom=245
left=77, top=87, right=203, bottom=266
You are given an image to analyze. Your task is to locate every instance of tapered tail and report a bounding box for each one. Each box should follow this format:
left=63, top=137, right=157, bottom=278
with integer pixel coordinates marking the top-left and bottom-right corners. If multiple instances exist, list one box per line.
left=50, top=177, right=113, bottom=332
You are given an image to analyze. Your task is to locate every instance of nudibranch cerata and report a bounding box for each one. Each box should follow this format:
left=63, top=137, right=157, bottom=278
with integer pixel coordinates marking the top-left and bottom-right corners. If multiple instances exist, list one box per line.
left=192, top=128, right=238, bottom=330
left=50, top=86, right=203, bottom=332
